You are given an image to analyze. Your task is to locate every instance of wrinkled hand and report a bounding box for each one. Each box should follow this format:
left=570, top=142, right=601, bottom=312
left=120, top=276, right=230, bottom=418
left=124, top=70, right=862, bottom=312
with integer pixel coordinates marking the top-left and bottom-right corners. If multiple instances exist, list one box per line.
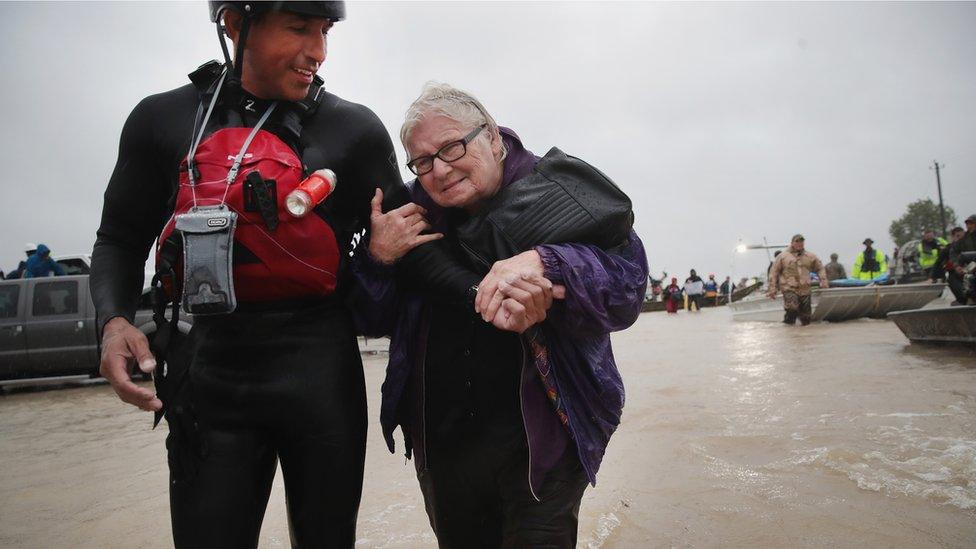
left=475, top=251, right=549, bottom=322
left=488, top=281, right=567, bottom=333
left=368, top=188, right=443, bottom=264
left=100, top=317, right=161, bottom=412
left=489, top=298, right=535, bottom=333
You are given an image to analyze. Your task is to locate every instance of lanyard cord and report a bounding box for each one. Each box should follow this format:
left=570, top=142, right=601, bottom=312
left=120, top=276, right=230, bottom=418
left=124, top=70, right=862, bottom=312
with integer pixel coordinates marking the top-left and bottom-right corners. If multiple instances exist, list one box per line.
left=187, top=69, right=228, bottom=210
left=183, top=67, right=278, bottom=211
left=218, top=101, right=277, bottom=207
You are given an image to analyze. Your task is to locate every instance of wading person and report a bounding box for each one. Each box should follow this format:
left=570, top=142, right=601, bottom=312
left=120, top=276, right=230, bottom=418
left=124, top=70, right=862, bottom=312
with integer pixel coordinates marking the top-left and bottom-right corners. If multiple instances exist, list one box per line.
left=767, top=234, right=829, bottom=325
left=684, top=269, right=704, bottom=311
left=90, top=2, right=437, bottom=546
left=355, top=83, right=647, bottom=547
left=666, top=277, right=683, bottom=313
left=719, top=275, right=734, bottom=298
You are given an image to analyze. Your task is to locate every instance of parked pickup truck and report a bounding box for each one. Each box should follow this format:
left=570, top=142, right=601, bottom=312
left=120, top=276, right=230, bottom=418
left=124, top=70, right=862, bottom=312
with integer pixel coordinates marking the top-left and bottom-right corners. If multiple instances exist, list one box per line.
left=0, top=274, right=190, bottom=381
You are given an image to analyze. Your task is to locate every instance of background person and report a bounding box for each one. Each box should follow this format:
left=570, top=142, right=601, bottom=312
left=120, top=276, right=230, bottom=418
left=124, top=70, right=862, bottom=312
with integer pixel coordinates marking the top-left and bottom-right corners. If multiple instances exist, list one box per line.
left=947, top=215, right=976, bottom=304
left=23, top=244, right=65, bottom=278
left=932, top=226, right=966, bottom=300
left=703, top=274, right=719, bottom=303
left=767, top=234, right=829, bottom=325
left=665, top=277, right=683, bottom=313
left=852, top=237, right=888, bottom=280
left=917, top=230, right=948, bottom=279
left=824, top=253, right=847, bottom=281
left=5, top=243, right=37, bottom=279
left=684, top=269, right=704, bottom=311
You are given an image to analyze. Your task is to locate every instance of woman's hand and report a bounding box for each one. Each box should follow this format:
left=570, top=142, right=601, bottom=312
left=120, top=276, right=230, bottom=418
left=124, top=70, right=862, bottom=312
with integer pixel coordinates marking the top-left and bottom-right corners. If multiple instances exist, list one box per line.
left=367, top=188, right=443, bottom=265
left=475, top=251, right=547, bottom=322
left=475, top=251, right=567, bottom=332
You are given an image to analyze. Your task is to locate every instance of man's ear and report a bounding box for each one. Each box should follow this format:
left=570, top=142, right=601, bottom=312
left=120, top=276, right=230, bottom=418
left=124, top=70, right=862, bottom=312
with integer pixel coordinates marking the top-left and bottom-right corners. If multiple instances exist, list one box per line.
left=223, top=11, right=243, bottom=43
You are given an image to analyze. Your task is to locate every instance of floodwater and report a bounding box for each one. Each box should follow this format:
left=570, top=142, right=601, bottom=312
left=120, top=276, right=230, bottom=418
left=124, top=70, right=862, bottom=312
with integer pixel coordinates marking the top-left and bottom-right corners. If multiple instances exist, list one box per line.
left=1, top=308, right=974, bottom=548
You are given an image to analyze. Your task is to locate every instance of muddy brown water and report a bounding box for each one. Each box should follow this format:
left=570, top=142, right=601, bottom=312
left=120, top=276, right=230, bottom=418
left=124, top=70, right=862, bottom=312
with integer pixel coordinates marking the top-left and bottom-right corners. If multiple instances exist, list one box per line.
left=1, top=308, right=974, bottom=548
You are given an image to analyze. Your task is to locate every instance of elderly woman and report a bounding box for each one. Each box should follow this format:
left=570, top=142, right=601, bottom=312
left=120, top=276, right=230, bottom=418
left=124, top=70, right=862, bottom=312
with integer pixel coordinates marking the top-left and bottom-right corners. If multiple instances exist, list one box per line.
left=353, top=83, right=648, bottom=548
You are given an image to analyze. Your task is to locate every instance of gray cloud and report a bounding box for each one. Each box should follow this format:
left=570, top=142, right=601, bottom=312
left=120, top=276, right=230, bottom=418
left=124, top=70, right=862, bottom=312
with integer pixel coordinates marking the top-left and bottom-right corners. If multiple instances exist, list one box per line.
left=1, top=1, right=973, bottom=280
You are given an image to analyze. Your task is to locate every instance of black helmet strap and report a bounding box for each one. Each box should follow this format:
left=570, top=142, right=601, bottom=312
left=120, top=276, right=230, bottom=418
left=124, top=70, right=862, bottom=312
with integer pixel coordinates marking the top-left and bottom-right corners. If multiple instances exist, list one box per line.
left=213, top=6, right=251, bottom=80
left=216, top=19, right=232, bottom=68
left=233, top=16, right=251, bottom=79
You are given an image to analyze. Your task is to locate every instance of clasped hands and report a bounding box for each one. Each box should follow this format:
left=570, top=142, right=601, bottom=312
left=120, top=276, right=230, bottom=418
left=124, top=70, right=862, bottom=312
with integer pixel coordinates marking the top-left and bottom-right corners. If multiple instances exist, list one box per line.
left=473, top=250, right=566, bottom=333
left=369, top=189, right=563, bottom=333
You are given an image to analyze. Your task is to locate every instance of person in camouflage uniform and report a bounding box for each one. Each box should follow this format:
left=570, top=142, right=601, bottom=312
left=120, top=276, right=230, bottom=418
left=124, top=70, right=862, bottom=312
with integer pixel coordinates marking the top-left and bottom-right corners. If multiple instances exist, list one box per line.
left=824, top=253, right=847, bottom=281
left=767, top=234, right=830, bottom=325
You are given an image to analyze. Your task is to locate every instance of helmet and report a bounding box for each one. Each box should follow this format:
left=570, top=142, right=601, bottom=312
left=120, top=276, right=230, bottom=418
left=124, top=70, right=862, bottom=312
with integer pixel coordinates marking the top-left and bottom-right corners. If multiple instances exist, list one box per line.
left=208, top=1, right=345, bottom=81
left=209, top=1, right=346, bottom=23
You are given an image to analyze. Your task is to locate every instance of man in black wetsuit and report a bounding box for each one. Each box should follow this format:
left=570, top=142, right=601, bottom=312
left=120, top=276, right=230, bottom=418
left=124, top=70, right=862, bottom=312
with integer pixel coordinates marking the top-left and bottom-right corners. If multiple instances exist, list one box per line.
left=91, top=2, right=441, bottom=546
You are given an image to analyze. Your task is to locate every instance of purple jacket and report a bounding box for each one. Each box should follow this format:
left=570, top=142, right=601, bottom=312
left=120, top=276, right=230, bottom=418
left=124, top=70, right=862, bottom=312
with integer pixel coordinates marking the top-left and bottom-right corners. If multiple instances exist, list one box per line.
left=351, top=128, right=648, bottom=493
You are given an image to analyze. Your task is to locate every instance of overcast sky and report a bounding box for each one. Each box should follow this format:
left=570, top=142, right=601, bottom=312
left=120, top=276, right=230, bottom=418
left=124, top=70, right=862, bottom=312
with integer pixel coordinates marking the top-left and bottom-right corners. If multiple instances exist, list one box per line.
left=1, top=1, right=974, bottom=280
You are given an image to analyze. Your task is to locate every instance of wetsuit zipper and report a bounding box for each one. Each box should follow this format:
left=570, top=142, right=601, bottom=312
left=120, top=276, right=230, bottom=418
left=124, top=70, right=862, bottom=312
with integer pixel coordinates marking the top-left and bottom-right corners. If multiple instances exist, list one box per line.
left=420, top=319, right=429, bottom=474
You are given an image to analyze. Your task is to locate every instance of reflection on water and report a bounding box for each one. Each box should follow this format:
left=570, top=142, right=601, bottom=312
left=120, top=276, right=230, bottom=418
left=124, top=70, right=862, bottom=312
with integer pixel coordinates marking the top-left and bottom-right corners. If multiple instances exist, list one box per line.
left=580, top=309, right=975, bottom=548
left=1, top=309, right=974, bottom=548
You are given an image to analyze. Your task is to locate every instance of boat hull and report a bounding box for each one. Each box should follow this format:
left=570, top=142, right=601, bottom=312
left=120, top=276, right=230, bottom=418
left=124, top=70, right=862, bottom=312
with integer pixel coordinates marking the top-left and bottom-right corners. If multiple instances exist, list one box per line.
left=889, top=306, right=976, bottom=344
left=729, top=283, right=946, bottom=322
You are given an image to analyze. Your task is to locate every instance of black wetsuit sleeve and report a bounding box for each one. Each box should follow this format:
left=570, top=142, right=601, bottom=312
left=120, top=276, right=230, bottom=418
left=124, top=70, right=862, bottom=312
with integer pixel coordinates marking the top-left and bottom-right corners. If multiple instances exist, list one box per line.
left=349, top=111, right=481, bottom=302
left=389, top=194, right=482, bottom=301
left=91, top=97, right=174, bottom=335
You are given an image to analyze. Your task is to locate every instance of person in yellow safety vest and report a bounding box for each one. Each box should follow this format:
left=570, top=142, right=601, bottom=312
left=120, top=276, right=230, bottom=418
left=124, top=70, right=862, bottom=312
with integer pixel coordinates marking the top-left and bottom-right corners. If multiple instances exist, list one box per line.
left=852, top=238, right=888, bottom=280
left=917, top=230, right=948, bottom=276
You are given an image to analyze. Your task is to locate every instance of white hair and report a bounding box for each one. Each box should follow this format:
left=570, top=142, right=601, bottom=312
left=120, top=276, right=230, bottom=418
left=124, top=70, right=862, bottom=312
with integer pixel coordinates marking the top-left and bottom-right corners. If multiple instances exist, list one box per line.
left=400, top=81, right=507, bottom=161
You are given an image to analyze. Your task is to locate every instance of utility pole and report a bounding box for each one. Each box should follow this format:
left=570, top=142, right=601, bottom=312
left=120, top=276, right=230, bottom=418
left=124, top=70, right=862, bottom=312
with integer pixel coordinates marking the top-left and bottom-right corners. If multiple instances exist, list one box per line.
left=931, top=160, right=947, bottom=239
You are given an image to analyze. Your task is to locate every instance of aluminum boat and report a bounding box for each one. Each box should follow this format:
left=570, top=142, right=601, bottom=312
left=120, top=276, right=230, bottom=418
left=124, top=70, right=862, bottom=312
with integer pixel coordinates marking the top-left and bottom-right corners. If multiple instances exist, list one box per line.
left=889, top=305, right=976, bottom=345
left=729, top=283, right=946, bottom=322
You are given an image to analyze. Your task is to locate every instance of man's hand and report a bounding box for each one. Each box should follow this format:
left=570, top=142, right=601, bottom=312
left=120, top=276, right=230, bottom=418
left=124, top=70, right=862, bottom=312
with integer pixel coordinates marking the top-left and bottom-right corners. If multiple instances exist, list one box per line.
left=475, top=251, right=548, bottom=322
left=767, top=289, right=777, bottom=299
left=368, top=188, right=443, bottom=264
left=100, top=317, right=162, bottom=412
left=819, top=280, right=829, bottom=289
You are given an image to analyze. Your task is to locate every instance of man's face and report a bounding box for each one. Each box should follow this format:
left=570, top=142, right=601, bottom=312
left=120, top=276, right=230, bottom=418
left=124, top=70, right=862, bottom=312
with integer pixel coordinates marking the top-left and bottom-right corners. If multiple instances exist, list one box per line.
left=952, top=231, right=964, bottom=242
left=791, top=239, right=805, bottom=252
left=923, top=232, right=935, bottom=242
left=967, top=220, right=975, bottom=233
left=407, top=115, right=504, bottom=211
left=232, top=12, right=332, bottom=102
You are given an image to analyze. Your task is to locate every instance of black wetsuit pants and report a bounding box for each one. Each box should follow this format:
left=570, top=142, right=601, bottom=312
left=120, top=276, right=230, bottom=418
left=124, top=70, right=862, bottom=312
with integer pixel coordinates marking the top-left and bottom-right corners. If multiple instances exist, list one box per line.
left=165, top=302, right=367, bottom=549
left=418, top=432, right=588, bottom=548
